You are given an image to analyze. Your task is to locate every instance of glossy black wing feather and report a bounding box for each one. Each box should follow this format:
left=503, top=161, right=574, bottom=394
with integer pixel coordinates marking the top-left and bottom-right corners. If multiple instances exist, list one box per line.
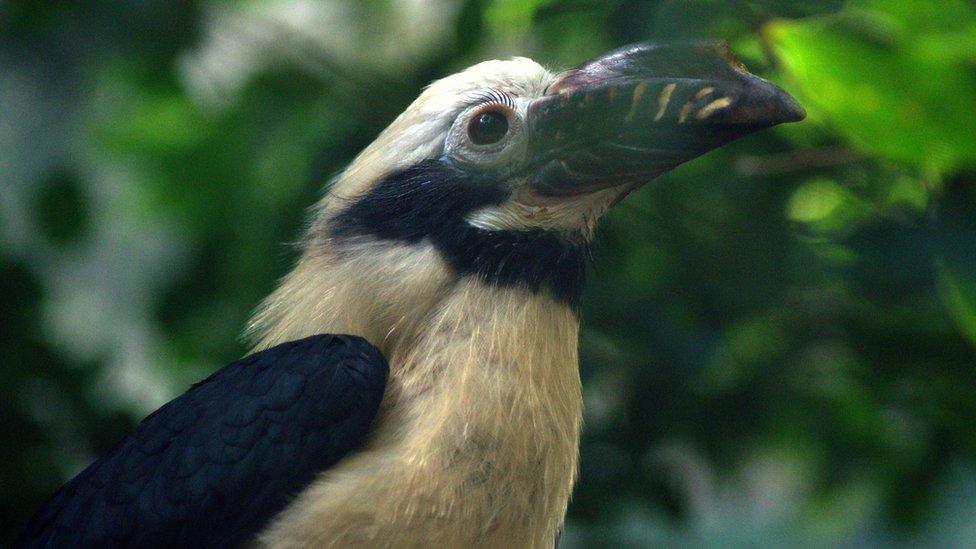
left=16, top=334, right=388, bottom=549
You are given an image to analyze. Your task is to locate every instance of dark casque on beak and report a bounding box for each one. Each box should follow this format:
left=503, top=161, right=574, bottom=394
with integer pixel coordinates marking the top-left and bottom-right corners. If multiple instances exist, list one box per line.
left=524, top=40, right=805, bottom=196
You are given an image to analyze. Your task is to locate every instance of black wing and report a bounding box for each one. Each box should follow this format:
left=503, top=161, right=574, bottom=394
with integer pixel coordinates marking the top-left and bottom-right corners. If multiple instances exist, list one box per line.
left=17, top=334, right=388, bottom=549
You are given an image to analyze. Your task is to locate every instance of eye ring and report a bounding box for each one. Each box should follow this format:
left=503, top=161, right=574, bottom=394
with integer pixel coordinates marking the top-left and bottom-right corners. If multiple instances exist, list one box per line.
left=447, top=96, right=525, bottom=168
left=465, top=103, right=516, bottom=147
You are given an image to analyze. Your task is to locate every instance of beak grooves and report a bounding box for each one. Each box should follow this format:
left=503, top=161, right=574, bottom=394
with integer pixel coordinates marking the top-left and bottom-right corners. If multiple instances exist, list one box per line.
left=524, top=40, right=805, bottom=196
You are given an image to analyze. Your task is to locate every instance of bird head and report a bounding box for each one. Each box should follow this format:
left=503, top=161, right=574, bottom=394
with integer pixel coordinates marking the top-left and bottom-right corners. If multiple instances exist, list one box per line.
left=323, top=40, right=803, bottom=237
left=252, top=41, right=803, bottom=349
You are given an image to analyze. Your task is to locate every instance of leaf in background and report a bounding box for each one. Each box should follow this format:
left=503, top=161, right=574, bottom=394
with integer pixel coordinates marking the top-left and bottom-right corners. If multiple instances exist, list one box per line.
left=938, top=262, right=976, bottom=348
left=935, top=177, right=976, bottom=348
left=484, top=0, right=557, bottom=37
left=766, top=0, right=976, bottom=174
left=651, top=0, right=845, bottom=39
left=759, top=0, right=848, bottom=19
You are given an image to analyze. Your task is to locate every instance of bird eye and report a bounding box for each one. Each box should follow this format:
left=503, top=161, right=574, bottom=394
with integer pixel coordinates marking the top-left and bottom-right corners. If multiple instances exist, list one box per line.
left=468, top=110, right=510, bottom=145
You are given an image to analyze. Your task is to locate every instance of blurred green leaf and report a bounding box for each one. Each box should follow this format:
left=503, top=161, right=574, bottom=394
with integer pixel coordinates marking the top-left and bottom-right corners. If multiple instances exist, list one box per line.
left=934, top=177, right=976, bottom=349
left=652, top=0, right=846, bottom=39
left=767, top=0, right=976, bottom=174
left=484, top=0, right=557, bottom=36
left=938, top=262, right=976, bottom=348
left=787, top=176, right=875, bottom=236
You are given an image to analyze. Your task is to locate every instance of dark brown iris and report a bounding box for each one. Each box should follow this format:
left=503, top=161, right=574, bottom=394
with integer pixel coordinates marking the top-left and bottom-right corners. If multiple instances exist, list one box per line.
left=468, top=111, right=509, bottom=145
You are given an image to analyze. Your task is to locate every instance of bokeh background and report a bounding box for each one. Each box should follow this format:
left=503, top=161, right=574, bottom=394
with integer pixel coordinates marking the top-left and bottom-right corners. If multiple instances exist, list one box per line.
left=3, top=0, right=976, bottom=545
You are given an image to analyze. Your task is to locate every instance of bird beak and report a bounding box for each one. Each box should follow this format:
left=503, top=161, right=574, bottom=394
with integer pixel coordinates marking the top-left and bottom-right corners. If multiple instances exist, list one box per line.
left=524, top=40, right=805, bottom=197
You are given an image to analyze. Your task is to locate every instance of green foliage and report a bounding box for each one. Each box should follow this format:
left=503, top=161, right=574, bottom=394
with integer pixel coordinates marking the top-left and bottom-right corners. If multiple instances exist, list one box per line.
left=769, top=0, right=976, bottom=172
left=2, top=0, right=975, bottom=546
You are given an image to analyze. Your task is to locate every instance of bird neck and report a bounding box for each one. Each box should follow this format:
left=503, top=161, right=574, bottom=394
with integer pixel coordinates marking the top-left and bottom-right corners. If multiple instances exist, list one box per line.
left=248, top=226, right=585, bottom=360
left=250, top=236, right=583, bottom=419
left=249, top=235, right=583, bottom=443
left=384, top=275, right=583, bottom=429
left=380, top=277, right=583, bottom=544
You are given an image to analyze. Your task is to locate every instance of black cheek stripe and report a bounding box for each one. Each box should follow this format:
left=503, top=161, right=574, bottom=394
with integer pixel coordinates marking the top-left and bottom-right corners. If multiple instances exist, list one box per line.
left=330, top=159, right=587, bottom=309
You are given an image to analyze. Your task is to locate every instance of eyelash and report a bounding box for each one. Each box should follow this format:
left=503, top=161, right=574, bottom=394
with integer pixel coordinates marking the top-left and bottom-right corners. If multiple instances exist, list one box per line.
left=468, top=89, right=517, bottom=109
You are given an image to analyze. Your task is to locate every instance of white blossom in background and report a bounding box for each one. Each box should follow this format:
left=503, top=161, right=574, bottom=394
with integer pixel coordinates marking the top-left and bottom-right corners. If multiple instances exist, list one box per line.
left=180, top=0, right=462, bottom=110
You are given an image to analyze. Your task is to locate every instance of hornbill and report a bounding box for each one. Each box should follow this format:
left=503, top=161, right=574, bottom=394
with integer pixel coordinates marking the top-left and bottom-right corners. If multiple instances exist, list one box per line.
left=18, top=41, right=803, bottom=548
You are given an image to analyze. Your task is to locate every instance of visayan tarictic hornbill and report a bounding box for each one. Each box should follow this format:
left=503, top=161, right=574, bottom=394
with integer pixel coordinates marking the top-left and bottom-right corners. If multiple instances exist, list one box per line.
left=18, top=41, right=803, bottom=548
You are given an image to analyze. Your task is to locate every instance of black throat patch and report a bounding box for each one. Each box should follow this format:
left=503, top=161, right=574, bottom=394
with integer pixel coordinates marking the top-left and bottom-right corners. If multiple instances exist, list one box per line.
left=330, top=159, right=588, bottom=309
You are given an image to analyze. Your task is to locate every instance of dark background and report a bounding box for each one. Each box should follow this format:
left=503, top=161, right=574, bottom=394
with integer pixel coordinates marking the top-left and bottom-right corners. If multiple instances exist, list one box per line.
left=3, top=0, right=976, bottom=545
